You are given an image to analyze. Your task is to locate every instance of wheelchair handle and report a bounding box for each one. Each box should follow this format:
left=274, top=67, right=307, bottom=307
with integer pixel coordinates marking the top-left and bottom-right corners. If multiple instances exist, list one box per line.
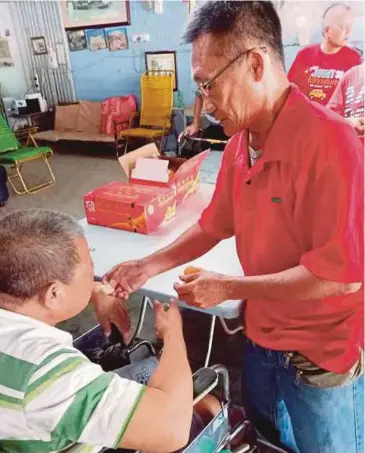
left=211, top=364, right=230, bottom=405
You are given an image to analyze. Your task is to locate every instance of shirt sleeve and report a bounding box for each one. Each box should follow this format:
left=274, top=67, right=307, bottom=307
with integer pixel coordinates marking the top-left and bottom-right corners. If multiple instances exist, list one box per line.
left=24, top=351, right=146, bottom=450
left=198, top=136, right=237, bottom=240
left=300, top=125, right=364, bottom=283
left=287, top=51, right=304, bottom=85
left=327, top=75, right=346, bottom=116
left=354, top=51, right=362, bottom=66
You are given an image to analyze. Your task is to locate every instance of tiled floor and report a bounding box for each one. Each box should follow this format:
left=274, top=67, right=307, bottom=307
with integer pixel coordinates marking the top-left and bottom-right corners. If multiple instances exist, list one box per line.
left=199, top=151, right=223, bottom=185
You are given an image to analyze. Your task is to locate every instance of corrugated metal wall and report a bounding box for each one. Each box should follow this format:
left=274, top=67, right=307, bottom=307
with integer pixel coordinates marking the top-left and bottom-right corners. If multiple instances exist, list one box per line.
left=9, top=0, right=76, bottom=106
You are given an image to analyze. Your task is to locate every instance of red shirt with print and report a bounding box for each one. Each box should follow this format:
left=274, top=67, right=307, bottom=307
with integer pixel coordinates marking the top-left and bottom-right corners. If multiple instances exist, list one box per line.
left=328, top=64, right=364, bottom=144
left=199, top=85, right=363, bottom=374
left=288, top=44, right=361, bottom=106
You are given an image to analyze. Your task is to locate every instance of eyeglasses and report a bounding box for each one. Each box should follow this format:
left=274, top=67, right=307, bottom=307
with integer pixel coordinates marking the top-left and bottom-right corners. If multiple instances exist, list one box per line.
left=196, top=46, right=267, bottom=97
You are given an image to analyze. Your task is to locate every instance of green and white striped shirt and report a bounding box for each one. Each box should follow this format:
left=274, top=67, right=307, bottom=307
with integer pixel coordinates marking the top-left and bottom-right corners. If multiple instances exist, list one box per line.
left=0, top=309, right=146, bottom=453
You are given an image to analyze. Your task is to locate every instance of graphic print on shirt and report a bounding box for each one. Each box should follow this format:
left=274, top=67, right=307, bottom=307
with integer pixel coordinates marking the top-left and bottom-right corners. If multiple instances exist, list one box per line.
left=306, top=66, right=345, bottom=102
left=344, top=85, right=364, bottom=118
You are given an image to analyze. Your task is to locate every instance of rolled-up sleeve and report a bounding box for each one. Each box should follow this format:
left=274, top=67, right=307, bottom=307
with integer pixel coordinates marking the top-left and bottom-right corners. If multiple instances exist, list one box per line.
left=198, top=137, right=237, bottom=240
left=300, top=127, right=364, bottom=283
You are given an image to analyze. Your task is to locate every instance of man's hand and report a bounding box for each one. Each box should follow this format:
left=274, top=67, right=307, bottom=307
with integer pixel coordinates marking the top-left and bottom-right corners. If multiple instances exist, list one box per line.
left=91, top=283, right=131, bottom=342
left=103, top=259, right=150, bottom=300
left=183, top=122, right=199, bottom=137
left=154, top=299, right=182, bottom=340
left=173, top=270, right=230, bottom=308
left=346, top=117, right=364, bottom=135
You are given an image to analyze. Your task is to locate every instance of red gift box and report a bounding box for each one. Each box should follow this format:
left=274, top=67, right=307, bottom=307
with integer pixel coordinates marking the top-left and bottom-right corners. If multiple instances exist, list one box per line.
left=84, top=143, right=209, bottom=234
left=119, top=143, right=209, bottom=205
left=84, top=181, right=176, bottom=235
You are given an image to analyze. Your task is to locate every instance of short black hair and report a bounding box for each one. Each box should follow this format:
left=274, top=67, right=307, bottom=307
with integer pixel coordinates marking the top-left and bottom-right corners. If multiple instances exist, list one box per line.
left=322, top=2, right=351, bottom=20
left=183, top=1, right=284, bottom=66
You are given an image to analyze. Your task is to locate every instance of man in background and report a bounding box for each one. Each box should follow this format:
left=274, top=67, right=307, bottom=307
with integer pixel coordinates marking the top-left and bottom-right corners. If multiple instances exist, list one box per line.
left=288, top=2, right=361, bottom=105
left=328, top=63, right=364, bottom=144
left=184, top=91, right=204, bottom=137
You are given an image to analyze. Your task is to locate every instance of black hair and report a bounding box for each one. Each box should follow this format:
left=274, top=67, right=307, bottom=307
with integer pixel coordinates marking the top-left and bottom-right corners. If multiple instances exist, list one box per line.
left=183, top=1, right=285, bottom=66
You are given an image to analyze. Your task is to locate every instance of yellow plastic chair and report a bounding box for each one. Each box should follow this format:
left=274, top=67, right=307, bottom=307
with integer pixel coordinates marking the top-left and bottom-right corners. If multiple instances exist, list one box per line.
left=119, top=71, right=174, bottom=155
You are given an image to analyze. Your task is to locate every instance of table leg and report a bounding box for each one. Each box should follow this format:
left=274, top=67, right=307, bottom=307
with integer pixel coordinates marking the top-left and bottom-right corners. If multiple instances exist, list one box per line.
left=204, top=315, right=216, bottom=368
left=218, top=317, right=243, bottom=336
left=128, top=296, right=150, bottom=347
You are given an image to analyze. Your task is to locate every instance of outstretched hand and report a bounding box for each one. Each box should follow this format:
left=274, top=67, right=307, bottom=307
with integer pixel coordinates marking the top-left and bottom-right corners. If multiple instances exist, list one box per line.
left=103, top=259, right=150, bottom=300
left=173, top=270, right=230, bottom=308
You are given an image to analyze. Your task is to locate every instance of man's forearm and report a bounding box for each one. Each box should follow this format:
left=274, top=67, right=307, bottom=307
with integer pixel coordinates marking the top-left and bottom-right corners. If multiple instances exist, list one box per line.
left=120, top=330, right=193, bottom=452
left=143, top=223, right=219, bottom=277
left=192, top=95, right=203, bottom=126
left=149, top=331, right=192, bottom=403
left=226, top=265, right=362, bottom=302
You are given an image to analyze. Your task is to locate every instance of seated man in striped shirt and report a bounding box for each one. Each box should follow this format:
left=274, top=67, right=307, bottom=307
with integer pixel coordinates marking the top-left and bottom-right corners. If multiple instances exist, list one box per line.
left=0, top=209, right=193, bottom=453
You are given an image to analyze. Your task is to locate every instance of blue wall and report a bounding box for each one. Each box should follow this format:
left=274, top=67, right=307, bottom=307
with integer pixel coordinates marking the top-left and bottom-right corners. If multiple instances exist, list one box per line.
left=70, top=1, right=195, bottom=105
left=70, top=1, right=364, bottom=104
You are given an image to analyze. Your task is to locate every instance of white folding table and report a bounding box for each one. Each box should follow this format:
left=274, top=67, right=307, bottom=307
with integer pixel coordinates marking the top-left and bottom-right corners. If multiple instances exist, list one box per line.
left=80, top=183, right=244, bottom=365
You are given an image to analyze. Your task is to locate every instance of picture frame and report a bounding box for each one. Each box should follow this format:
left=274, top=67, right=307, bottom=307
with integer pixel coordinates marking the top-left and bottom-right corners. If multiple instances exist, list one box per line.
left=85, top=28, right=107, bottom=50
left=31, top=36, right=47, bottom=55
left=61, top=1, right=131, bottom=31
left=105, top=26, right=129, bottom=51
left=145, top=51, right=178, bottom=91
left=67, top=30, right=88, bottom=52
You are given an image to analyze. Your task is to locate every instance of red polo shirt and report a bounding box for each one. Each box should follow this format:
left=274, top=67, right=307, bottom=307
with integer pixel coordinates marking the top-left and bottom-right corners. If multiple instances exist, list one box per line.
left=199, top=85, right=363, bottom=374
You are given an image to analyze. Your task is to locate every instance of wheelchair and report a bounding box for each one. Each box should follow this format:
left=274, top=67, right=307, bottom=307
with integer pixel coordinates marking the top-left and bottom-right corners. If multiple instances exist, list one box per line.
left=74, top=321, right=288, bottom=453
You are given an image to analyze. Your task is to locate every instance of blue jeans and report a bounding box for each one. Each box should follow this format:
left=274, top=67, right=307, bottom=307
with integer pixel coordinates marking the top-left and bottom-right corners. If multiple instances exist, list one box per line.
left=242, top=338, right=364, bottom=453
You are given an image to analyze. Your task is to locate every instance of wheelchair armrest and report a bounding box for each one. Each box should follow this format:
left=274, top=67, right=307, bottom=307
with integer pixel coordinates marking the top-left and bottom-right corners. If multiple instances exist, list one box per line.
left=192, top=367, right=219, bottom=405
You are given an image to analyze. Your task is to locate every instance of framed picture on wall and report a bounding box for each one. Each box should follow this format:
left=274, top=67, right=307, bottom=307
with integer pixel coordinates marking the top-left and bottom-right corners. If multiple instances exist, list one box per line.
left=106, top=27, right=129, bottom=51
left=67, top=30, right=88, bottom=51
left=145, top=51, right=178, bottom=90
left=31, top=36, right=47, bottom=55
left=61, top=1, right=131, bottom=30
left=85, top=28, right=107, bottom=50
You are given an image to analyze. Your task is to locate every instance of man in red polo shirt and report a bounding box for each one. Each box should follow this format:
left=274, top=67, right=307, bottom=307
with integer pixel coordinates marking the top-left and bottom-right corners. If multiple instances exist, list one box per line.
left=104, top=2, right=363, bottom=452
left=328, top=63, right=364, bottom=144
left=288, top=2, right=361, bottom=106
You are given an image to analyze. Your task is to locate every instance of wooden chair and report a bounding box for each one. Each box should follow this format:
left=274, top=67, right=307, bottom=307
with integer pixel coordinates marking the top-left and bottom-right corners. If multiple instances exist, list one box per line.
left=0, top=114, right=55, bottom=195
left=119, top=71, right=174, bottom=155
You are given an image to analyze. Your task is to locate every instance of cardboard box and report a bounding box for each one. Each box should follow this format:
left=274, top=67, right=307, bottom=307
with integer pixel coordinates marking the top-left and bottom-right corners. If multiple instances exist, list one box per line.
left=118, top=143, right=209, bottom=204
left=84, top=144, right=209, bottom=234
left=84, top=181, right=177, bottom=234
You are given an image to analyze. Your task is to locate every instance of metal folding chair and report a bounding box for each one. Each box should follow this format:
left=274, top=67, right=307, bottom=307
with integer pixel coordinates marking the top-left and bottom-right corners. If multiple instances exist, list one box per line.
left=0, top=114, right=55, bottom=195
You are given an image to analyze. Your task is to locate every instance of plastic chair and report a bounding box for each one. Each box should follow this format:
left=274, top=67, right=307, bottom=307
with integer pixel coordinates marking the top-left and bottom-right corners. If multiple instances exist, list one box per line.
left=119, top=71, right=174, bottom=155
left=0, top=114, right=55, bottom=195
